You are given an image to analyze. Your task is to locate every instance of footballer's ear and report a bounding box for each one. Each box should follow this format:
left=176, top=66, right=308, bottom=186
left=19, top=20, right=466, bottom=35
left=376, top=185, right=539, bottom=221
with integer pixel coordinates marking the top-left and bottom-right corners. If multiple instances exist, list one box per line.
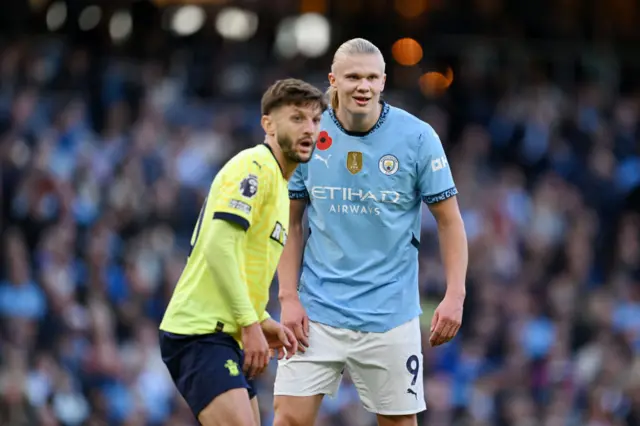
left=261, top=114, right=275, bottom=136
left=381, top=74, right=387, bottom=91
left=328, top=72, right=336, bottom=87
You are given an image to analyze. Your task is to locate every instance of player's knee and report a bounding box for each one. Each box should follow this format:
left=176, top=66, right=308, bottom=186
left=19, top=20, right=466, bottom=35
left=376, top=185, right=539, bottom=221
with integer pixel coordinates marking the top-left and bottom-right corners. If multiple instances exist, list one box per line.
left=272, top=403, right=296, bottom=426
left=273, top=411, right=304, bottom=426
left=376, top=414, right=418, bottom=426
left=273, top=397, right=315, bottom=426
left=273, top=413, right=291, bottom=426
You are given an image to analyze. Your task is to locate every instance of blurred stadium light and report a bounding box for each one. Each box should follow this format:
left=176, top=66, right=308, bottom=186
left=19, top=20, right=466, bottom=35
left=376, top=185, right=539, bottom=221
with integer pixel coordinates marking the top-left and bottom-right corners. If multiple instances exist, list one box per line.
left=391, top=38, right=423, bottom=66
left=28, top=0, right=49, bottom=12
left=300, top=0, right=327, bottom=14
left=215, top=7, right=258, bottom=41
left=109, top=10, right=133, bottom=43
left=274, top=13, right=330, bottom=59
left=394, top=0, right=428, bottom=18
left=419, top=67, right=454, bottom=96
left=78, top=5, right=102, bottom=31
left=170, top=5, right=205, bottom=36
left=46, top=1, right=67, bottom=31
left=294, top=13, right=330, bottom=58
left=274, top=17, right=298, bottom=58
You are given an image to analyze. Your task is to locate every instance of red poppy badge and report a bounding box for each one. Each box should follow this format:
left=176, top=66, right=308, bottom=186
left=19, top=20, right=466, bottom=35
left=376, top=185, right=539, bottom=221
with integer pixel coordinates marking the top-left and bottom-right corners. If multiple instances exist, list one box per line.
left=316, top=131, right=332, bottom=151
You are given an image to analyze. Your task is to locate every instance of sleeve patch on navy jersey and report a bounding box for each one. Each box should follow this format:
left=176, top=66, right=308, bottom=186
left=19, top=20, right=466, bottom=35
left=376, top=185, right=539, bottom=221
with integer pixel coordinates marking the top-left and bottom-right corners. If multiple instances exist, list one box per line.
left=423, top=187, right=458, bottom=204
left=289, top=189, right=309, bottom=200
left=229, top=199, right=251, bottom=215
left=239, top=174, right=258, bottom=199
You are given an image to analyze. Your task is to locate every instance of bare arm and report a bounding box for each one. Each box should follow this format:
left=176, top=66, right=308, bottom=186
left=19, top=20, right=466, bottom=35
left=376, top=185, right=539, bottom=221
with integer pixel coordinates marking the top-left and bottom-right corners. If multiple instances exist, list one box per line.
left=428, top=196, right=468, bottom=300
left=278, top=199, right=307, bottom=302
left=277, top=199, right=310, bottom=348
left=426, top=196, right=467, bottom=346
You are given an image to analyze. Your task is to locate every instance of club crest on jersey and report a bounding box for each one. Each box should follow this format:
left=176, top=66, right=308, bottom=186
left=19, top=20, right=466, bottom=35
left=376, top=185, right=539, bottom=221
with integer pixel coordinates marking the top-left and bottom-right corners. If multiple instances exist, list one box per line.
left=270, top=221, right=287, bottom=246
left=378, top=154, right=399, bottom=175
left=239, top=174, right=258, bottom=199
left=346, top=151, right=363, bottom=175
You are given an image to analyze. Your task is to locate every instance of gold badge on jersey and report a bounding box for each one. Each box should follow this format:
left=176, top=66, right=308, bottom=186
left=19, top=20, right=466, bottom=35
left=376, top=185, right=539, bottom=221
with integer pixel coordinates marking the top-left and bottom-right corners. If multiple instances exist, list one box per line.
left=346, top=151, right=363, bottom=175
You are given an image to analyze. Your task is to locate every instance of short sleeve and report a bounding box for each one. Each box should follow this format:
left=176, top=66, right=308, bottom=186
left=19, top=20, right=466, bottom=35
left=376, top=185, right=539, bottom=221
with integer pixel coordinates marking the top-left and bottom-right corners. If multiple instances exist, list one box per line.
left=417, top=126, right=458, bottom=204
left=211, top=159, right=266, bottom=231
left=288, top=164, right=308, bottom=200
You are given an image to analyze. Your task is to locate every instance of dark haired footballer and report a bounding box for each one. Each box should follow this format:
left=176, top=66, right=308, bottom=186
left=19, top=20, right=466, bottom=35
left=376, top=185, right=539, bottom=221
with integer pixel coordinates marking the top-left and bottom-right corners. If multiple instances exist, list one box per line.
left=159, top=78, right=327, bottom=426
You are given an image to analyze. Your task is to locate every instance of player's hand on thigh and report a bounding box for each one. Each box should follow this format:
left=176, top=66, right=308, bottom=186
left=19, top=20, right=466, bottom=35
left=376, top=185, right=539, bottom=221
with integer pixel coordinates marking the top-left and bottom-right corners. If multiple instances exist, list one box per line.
left=279, top=296, right=310, bottom=352
left=429, top=294, right=463, bottom=347
left=241, top=322, right=270, bottom=378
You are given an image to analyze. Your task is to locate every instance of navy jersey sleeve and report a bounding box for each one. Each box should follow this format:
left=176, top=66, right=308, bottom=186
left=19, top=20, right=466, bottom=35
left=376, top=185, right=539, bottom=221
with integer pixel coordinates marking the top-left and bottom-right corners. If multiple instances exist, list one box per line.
left=416, top=126, right=458, bottom=204
left=288, top=164, right=309, bottom=200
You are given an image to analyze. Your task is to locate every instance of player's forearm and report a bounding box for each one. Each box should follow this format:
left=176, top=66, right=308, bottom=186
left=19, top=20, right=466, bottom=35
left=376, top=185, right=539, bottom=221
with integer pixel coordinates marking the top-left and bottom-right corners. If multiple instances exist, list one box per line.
left=205, top=219, right=259, bottom=326
left=435, top=212, right=468, bottom=299
left=277, top=222, right=304, bottom=301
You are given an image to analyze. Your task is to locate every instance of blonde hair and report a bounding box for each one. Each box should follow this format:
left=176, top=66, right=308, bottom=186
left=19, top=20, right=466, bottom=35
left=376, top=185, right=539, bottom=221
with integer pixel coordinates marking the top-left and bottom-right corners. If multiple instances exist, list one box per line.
left=327, top=38, right=384, bottom=110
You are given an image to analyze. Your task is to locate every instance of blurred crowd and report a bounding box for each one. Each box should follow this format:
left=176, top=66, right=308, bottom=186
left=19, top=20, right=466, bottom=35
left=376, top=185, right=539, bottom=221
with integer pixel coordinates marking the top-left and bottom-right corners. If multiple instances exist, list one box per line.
left=2, top=4, right=640, bottom=426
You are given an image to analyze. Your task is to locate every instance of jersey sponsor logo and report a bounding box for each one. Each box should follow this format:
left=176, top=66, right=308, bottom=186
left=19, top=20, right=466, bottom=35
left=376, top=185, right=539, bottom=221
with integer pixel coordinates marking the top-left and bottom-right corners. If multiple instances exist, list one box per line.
left=224, top=359, right=240, bottom=376
left=346, top=151, right=363, bottom=175
left=229, top=199, right=251, bottom=214
left=431, top=156, right=449, bottom=172
left=310, top=186, right=400, bottom=215
left=239, top=174, right=258, bottom=198
left=316, top=130, right=332, bottom=150
left=378, top=154, right=399, bottom=175
left=314, top=153, right=331, bottom=168
left=270, top=221, right=288, bottom=246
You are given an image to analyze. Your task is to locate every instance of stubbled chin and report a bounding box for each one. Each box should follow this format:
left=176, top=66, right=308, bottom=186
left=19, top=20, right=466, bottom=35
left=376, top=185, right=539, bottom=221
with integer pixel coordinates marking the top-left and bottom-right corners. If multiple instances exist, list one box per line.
left=296, top=154, right=313, bottom=164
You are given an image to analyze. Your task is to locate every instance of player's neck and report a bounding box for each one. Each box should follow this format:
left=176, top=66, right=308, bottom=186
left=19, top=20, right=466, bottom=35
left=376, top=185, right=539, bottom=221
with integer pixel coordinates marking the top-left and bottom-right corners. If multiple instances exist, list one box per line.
left=264, top=138, right=296, bottom=180
left=335, top=102, right=382, bottom=133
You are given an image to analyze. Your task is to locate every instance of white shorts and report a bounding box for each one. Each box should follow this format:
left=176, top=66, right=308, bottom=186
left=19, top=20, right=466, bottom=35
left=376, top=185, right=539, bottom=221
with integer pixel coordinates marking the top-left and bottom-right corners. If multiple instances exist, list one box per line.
left=274, top=317, right=425, bottom=416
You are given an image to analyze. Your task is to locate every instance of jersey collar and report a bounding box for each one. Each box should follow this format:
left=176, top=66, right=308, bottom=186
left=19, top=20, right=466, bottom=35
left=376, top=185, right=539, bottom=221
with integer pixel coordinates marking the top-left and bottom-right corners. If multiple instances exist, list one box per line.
left=328, top=101, right=390, bottom=137
left=261, top=143, right=286, bottom=179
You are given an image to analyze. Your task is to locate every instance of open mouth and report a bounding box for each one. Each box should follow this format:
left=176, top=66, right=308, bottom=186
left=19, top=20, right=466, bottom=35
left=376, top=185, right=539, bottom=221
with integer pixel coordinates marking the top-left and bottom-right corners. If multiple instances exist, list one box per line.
left=353, top=96, right=370, bottom=106
left=299, top=139, right=313, bottom=150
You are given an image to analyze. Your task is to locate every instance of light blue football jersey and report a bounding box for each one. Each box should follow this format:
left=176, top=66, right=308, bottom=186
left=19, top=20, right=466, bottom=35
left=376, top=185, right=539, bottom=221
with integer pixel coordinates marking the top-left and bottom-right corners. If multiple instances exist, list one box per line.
left=289, top=103, right=457, bottom=332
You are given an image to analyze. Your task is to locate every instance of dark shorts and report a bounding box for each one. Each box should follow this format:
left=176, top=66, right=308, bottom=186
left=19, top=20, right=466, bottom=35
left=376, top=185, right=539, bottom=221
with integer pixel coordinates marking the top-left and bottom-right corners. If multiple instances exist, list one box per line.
left=159, top=331, right=256, bottom=418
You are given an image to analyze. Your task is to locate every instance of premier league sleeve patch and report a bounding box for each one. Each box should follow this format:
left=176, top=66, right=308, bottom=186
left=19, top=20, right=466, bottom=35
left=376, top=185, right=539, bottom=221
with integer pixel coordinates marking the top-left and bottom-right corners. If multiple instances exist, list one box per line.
left=239, top=174, right=258, bottom=199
